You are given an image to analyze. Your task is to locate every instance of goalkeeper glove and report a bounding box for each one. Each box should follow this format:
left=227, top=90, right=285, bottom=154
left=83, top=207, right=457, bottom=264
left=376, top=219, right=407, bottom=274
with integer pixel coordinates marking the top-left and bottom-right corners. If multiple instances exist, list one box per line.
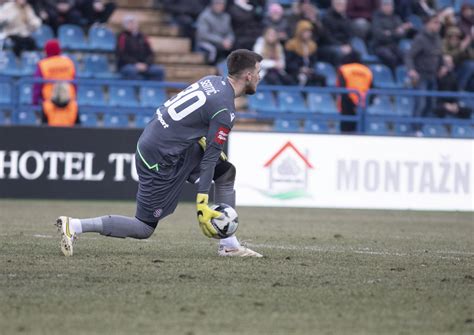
left=196, top=193, right=222, bottom=238
left=198, top=137, right=228, bottom=161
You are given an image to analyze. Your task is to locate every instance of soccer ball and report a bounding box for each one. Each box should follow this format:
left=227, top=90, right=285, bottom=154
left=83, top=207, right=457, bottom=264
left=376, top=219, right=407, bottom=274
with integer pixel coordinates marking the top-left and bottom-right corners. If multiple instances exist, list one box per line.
left=210, top=203, right=239, bottom=239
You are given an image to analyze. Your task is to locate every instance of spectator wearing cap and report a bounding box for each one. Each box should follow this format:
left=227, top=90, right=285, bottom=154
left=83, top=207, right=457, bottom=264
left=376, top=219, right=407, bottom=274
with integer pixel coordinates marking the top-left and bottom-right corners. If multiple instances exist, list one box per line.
left=371, top=0, right=413, bottom=72
left=33, top=39, right=79, bottom=126
left=319, top=0, right=353, bottom=66
left=263, top=3, right=289, bottom=42
left=347, top=0, right=379, bottom=39
left=195, top=0, right=234, bottom=64
left=285, top=20, right=326, bottom=87
left=0, top=0, right=41, bottom=56
left=116, top=15, right=165, bottom=80
left=406, top=14, right=443, bottom=131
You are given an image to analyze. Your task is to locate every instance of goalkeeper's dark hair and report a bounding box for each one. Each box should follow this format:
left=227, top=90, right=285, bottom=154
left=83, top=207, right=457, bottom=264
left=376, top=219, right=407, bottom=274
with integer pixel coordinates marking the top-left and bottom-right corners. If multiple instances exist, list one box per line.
left=227, top=49, right=262, bottom=77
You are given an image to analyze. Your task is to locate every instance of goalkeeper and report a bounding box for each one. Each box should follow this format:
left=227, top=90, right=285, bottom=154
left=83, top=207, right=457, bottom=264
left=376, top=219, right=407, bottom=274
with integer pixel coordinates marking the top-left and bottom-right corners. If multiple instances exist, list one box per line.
left=56, top=49, right=263, bottom=258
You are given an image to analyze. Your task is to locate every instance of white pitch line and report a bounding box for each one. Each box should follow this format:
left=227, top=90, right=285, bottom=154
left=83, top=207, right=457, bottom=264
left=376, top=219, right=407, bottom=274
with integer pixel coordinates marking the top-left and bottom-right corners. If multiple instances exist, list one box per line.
left=29, top=235, right=474, bottom=258
left=245, top=243, right=474, bottom=258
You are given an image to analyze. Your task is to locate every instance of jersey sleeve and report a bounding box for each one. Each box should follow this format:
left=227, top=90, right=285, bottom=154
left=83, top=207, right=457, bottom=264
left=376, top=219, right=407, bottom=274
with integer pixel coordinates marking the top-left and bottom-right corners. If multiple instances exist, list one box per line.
left=197, top=106, right=235, bottom=194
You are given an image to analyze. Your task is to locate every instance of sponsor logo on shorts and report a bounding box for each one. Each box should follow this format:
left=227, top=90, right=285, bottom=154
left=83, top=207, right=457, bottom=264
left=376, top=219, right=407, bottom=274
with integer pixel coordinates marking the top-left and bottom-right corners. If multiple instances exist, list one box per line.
left=214, top=127, right=230, bottom=145
left=153, top=208, right=163, bottom=218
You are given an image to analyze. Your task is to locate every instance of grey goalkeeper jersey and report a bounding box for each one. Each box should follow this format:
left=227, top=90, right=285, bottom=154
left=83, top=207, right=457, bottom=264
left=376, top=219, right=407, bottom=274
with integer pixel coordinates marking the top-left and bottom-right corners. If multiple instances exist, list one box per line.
left=137, top=75, right=236, bottom=194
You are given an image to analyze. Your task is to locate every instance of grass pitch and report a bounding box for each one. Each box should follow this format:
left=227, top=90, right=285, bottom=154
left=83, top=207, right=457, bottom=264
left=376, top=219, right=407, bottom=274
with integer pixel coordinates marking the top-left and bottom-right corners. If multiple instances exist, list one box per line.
left=0, top=199, right=473, bottom=335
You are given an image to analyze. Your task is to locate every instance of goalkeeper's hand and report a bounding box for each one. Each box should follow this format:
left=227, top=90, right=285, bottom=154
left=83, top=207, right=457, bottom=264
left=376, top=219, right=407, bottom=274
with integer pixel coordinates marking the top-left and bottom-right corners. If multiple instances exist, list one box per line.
left=198, top=137, right=228, bottom=161
left=196, top=193, right=222, bottom=238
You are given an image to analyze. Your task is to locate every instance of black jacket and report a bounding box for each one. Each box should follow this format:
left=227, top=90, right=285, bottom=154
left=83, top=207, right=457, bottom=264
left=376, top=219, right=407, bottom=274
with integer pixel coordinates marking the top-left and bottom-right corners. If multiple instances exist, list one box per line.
left=371, top=10, right=404, bottom=48
left=116, top=30, right=154, bottom=69
left=321, top=8, right=352, bottom=46
left=406, top=29, right=442, bottom=79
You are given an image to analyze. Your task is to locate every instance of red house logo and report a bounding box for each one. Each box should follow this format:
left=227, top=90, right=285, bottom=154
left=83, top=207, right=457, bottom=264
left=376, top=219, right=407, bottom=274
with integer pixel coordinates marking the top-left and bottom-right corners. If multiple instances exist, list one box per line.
left=263, top=141, right=314, bottom=200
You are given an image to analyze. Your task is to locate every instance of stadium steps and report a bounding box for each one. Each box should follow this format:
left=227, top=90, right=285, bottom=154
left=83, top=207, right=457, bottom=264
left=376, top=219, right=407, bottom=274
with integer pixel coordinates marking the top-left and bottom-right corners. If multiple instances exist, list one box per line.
left=110, top=8, right=169, bottom=25
left=155, top=52, right=205, bottom=65
left=164, top=64, right=217, bottom=82
left=148, top=36, right=191, bottom=54
left=140, top=23, right=179, bottom=37
left=115, top=0, right=155, bottom=8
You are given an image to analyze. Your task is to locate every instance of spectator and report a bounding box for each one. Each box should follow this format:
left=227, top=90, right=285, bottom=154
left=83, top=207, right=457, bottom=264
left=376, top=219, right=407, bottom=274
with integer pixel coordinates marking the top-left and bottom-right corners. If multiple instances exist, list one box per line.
left=28, top=0, right=57, bottom=27
left=443, top=26, right=474, bottom=90
left=336, top=51, right=373, bottom=132
left=116, top=15, right=165, bottom=81
left=263, top=2, right=289, bottom=42
left=285, top=20, right=326, bottom=86
left=161, top=0, right=208, bottom=40
left=32, top=39, right=79, bottom=126
left=53, top=0, right=85, bottom=30
left=287, top=0, right=322, bottom=39
left=371, top=0, right=413, bottom=72
left=406, top=14, right=442, bottom=132
left=253, top=27, right=293, bottom=85
left=347, top=0, right=379, bottom=39
left=228, top=0, right=264, bottom=51
left=435, top=55, right=471, bottom=119
left=319, top=0, right=353, bottom=66
left=394, top=0, right=414, bottom=22
left=76, top=0, right=116, bottom=27
left=458, top=3, right=473, bottom=38
left=195, top=0, right=234, bottom=64
left=0, top=0, right=41, bottom=57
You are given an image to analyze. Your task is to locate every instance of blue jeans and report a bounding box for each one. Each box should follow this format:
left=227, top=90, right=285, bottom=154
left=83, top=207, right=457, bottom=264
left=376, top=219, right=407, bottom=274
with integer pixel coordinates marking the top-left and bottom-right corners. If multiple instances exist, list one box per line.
left=456, top=60, right=474, bottom=91
left=413, top=76, right=437, bottom=131
left=120, top=64, right=165, bottom=81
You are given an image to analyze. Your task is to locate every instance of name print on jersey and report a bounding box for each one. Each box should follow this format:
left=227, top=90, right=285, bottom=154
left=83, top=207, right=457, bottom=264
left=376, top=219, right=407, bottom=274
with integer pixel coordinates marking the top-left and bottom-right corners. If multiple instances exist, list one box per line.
left=200, top=79, right=219, bottom=96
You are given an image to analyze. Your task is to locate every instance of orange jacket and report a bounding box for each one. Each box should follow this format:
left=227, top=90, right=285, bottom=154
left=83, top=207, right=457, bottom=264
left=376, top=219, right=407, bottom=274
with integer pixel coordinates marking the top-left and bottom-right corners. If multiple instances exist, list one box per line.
left=337, top=63, right=372, bottom=107
left=42, top=100, right=78, bottom=127
left=38, top=55, right=76, bottom=101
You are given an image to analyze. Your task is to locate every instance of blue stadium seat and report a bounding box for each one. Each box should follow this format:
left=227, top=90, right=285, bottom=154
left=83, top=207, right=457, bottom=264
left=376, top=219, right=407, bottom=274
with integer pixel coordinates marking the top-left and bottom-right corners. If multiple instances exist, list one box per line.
left=407, top=15, right=423, bottom=30
left=273, top=118, right=300, bottom=132
left=0, top=51, right=21, bottom=76
left=394, top=123, right=412, bottom=135
left=369, top=64, right=397, bottom=88
left=367, top=121, right=388, bottom=135
left=451, top=125, right=473, bottom=138
left=314, top=62, right=336, bottom=86
left=109, top=85, right=139, bottom=107
left=58, top=24, right=88, bottom=50
left=0, top=110, right=7, bottom=124
left=139, top=87, right=166, bottom=107
left=217, top=60, right=228, bottom=77
left=395, top=65, right=410, bottom=87
left=422, top=124, right=448, bottom=137
left=79, top=112, right=99, bottom=127
left=398, top=39, right=412, bottom=55
left=351, top=37, right=379, bottom=63
left=395, top=96, right=415, bottom=116
left=307, top=92, right=338, bottom=113
left=16, top=110, right=38, bottom=125
left=0, top=82, right=12, bottom=104
left=18, top=84, right=33, bottom=105
left=278, top=91, right=308, bottom=112
left=248, top=91, right=277, bottom=112
left=82, top=54, right=116, bottom=78
left=31, top=25, right=54, bottom=49
left=367, top=95, right=393, bottom=115
left=135, top=114, right=154, bottom=128
left=304, top=120, right=329, bottom=133
left=21, top=51, right=42, bottom=75
left=88, top=26, right=116, bottom=51
left=459, top=98, right=474, bottom=116
left=77, top=85, right=106, bottom=106
left=103, top=113, right=129, bottom=128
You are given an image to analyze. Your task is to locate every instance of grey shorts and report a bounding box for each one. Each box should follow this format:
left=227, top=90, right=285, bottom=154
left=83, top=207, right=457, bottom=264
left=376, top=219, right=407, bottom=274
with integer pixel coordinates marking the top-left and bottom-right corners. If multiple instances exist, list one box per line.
left=135, top=143, right=202, bottom=224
